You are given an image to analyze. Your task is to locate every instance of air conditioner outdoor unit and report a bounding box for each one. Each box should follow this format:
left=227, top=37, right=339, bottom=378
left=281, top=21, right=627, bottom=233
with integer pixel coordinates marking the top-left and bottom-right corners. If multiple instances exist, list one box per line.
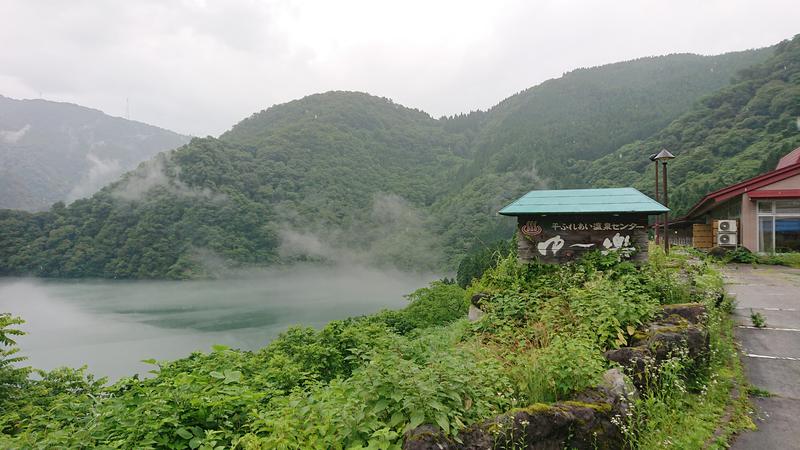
left=718, top=220, right=737, bottom=232
left=717, top=232, right=737, bottom=246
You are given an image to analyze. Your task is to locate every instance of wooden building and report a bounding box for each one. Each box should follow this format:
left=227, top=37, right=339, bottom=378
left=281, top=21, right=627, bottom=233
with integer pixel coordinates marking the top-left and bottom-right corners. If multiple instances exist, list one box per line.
left=499, top=188, right=668, bottom=264
left=676, top=147, right=800, bottom=252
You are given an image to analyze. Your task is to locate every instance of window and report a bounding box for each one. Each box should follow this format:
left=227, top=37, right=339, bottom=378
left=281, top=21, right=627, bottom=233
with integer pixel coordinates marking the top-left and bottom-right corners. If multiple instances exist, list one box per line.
left=775, top=218, right=800, bottom=252
left=775, top=200, right=800, bottom=215
left=759, top=217, right=774, bottom=253
left=757, top=200, right=800, bottom=253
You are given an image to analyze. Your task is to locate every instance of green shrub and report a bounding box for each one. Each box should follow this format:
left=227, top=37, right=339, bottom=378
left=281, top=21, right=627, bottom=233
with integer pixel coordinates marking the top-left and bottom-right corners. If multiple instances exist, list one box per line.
left=245, top=335, right=515, bottom=449
left=0, top=314, right=29, bottom=409
left=725, top=247, right=758, bottom=264
left=567, top=275, right=657, bottom=348
left=401, top=281, right=468, bottom=330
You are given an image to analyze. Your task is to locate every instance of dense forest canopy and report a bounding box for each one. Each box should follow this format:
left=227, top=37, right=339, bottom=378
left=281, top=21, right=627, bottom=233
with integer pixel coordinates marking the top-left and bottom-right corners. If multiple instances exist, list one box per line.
left=582, top=37, right=800, bottom=217
left=2, top=36, right=799, bottom=279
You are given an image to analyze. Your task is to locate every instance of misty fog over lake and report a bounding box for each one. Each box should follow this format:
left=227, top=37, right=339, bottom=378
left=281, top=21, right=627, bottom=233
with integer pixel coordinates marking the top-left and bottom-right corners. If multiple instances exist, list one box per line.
left=0, top=265, right=436, bottom=380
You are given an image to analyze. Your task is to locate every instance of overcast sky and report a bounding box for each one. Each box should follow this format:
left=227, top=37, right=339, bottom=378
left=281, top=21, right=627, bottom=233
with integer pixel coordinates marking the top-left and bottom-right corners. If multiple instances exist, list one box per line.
left=1, top=0, right=798, bottom=137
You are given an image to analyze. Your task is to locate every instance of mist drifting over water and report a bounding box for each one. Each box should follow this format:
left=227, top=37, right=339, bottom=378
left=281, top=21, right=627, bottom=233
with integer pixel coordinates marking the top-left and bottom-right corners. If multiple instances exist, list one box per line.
left=0, top=264, right=437, bottom=380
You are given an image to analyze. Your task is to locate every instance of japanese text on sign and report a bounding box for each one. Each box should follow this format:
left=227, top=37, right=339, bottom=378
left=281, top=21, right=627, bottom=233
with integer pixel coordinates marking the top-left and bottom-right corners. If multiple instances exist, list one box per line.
left=551, top=222, right=641, bottom=232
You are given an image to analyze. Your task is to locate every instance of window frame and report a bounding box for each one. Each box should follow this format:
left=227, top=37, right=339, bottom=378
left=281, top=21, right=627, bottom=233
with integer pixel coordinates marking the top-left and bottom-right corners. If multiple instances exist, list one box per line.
left=756, top=200, right=800, bottom=253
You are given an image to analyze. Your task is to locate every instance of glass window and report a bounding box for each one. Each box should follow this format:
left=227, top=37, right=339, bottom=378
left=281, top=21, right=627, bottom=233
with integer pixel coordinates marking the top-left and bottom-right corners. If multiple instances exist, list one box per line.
left=759, top=216, right=774, bottom=253
left=775, top=200, right=800, bottom=215
left=775, top=218, right=800, bottom=252
left=758, top=201, right=774, bottom=214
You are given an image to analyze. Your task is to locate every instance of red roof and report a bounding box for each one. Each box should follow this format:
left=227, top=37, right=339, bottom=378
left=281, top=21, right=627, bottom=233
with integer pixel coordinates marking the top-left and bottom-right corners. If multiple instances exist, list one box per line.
left=776, top=147, right=800, bottom=170
left=684, top=149, right=800, bottom=218
left=748, top=189, right=800, bottom=198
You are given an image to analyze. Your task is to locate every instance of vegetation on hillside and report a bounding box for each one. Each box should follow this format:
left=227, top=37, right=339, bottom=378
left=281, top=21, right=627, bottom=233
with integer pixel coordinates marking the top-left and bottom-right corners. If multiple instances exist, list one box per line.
left=0, top=95, right=189, bottom=211
left=1, top=44, right=780, bottom=278
left=584, top=35, right=800, bottom=217
left=431, top=48, right=773, bottom=256
left=0, top=248, right=747, bottom=448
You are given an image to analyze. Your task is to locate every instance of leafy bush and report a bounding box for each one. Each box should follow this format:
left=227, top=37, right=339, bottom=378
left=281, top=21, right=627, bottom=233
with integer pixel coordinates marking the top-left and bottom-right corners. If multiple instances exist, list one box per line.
left=0, top=314, right=29, bottom=409
left=724, top=247, right=758, bottom=264
left=399, top=281, right=469, bottom=331
left=567, top=276, right=656, bottom=348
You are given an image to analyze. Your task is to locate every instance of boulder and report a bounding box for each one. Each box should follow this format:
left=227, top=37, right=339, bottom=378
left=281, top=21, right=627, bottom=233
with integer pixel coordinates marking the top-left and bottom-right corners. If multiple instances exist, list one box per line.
left=605, top=303, right=709, bottom=388
left=403, top=399, right=625, bottom=450
left=659, top=303, right=707, bottom=324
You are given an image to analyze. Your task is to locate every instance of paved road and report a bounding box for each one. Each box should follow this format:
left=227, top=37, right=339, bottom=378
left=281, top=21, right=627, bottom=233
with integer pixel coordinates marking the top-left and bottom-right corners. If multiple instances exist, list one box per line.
left=725, top=264, right=800, bottom=450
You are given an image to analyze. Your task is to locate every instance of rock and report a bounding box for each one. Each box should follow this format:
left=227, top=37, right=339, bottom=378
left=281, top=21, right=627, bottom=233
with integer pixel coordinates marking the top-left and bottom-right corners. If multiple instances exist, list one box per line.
left=708, top=246, right=729, bottom=259
left=403, top=398, right=625, bottom=450
left=468, top=293, right=489, bottom=322
left=468, top=304, right=485, bottom=322
left=604, top=346, right=651, bottom=384
left=470, top=293, right=489, bottom=307
left=403, top=425, right=454, bottom=450
left=605, top=303, right=709, bottom=389
left=599, top=368, right=637, bottom=404
left=659, top=303, right=707, bottom=324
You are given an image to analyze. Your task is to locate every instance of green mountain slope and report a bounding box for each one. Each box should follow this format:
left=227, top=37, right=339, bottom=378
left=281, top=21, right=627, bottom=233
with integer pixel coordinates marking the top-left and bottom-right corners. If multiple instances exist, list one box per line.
left=0, top=93, right=471, bottom=278
left=0, top=41, right=784, bottom=278
left=582, top=35, right=800, bottom=217
left=0, top=96, right=189, bottom=211
left=432, top=48, right=772, bottom=261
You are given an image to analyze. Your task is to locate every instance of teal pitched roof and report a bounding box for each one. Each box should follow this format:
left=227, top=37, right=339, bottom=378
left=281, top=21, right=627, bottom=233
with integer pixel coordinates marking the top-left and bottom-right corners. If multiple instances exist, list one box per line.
left=498, top=187, right=669, bottom=216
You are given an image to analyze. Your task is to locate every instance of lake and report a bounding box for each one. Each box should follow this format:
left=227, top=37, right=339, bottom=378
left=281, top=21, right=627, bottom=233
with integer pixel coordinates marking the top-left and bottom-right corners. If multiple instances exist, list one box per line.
left=0, top=265, right=436, bottom=380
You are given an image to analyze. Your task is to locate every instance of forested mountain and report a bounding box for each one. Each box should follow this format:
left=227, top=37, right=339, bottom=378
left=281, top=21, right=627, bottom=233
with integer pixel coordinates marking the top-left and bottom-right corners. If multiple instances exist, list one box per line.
left=0, top=94, right=471, bottom=278
left=0, top=96, right=189, bottom=211
left=1, top=37, right=793, bottom=279
left=430, top=48, right=772, bottom=260
left=581, top=36, right=800, bottom=217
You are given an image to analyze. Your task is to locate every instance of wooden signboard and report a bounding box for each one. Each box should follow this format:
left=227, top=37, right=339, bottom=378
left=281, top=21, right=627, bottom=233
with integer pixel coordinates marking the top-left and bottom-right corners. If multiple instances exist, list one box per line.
left=515, top=214, right=650, bottom=264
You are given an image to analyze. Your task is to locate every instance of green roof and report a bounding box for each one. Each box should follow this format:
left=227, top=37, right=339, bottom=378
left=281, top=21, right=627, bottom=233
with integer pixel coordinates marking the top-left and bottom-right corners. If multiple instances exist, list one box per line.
left=498, top=187, right=669, bottom=215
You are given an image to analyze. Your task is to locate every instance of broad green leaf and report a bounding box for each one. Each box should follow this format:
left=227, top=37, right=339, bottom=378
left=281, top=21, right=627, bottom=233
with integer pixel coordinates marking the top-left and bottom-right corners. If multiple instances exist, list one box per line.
left=388, top=411, right=405, bottom=427
left=434, top=413, right=449, bottom=435
left=407, top=411, right=425, bottom=430
left=223, top=370, right=242, bottom=384
left=176, top=428, right=193, bottom=440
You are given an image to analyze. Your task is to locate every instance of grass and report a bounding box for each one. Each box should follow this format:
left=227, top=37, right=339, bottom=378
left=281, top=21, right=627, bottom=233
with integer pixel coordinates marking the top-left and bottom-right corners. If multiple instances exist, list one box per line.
left=746, top=386, right=773, bottom=398
left=750, top=310, right=766, bottom=328
left=757, top=252, right=800, bottom=269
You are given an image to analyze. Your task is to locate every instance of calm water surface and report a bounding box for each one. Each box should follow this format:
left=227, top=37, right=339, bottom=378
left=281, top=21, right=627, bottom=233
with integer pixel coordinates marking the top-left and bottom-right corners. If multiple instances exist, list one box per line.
left=0, top=265, right=435, bottom=380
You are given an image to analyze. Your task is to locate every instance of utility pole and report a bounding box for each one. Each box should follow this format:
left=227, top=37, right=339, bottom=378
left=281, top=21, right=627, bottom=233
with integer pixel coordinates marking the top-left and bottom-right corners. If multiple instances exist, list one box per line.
left=650, top=154, right=660, bottom=245
left=654, top=149, right=676, bottom=254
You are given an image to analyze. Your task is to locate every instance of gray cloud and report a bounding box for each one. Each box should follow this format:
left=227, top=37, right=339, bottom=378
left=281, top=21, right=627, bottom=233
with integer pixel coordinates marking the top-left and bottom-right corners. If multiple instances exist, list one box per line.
left=277, top=192, right=446, bottom=271
left=66, top=153, right=123, bottom=202
left=111, top=153, right=228, bottom=203
left=0, top=1, right=798, bottom=137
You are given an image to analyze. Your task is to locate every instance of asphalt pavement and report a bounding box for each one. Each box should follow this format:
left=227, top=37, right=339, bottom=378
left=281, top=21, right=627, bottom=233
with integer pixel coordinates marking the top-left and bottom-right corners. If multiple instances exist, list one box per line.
left=725, top=264, right=800, bottom=450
